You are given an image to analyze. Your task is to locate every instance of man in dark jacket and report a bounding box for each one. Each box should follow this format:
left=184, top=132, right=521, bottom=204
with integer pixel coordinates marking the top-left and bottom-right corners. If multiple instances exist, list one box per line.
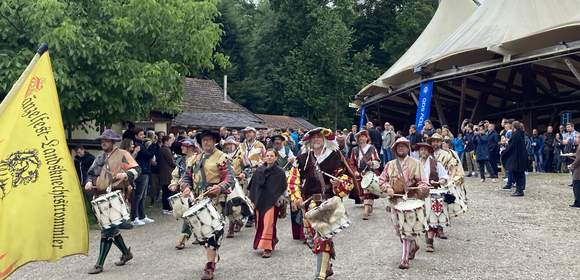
left=543, top=126, right=556, bottom=172
left=487, top=124, right=500, bottom=179
left=131, top=128, right=159, bottom=225
left=501, top=121, right=529, bottom=196
left=531, top=129, right=545, bottom=172
left=74, top=145, right=95, bottom=186
left=463, top=126, right=477, bottom=177
left=366, top=121, right=383, bottom=153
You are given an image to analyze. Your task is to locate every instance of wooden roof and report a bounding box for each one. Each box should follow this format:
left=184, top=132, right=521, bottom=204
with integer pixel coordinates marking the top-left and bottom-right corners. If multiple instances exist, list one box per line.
left=256, top=114, right=317, bottom=130
left=172, top=78, right=266, bottom=129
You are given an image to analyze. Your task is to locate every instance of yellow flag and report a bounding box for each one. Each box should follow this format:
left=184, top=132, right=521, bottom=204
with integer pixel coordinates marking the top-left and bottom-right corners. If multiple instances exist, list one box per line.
left=0, top=44, right=89, bottom=279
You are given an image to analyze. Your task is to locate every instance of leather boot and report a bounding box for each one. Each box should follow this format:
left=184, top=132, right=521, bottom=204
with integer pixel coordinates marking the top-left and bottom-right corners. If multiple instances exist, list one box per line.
left=408, top=241, right=420, bottom=260
left=87, top=265, right=103, bottom=274
left=426, top=237, right=434, bottom=253
left=201, top=262, right=216, bottom=280
left=114, top=247, right=133, bottom=266
left=176, top=235, right=187, bottom=250
left=226, top=222, right=235, bottom=238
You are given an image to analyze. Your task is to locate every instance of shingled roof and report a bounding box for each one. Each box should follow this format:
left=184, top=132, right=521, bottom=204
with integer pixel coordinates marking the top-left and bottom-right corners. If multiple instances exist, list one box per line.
left=256, top=114, right=317, bottom=131
left=172, top=78, right=266, bottom=129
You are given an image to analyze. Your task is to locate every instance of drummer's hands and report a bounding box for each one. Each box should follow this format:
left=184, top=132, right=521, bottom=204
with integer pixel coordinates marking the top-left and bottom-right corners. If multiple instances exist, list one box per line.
left=354, top=171, right=360, bottom=178
left=84, top=181, right=94, bottom=191
left=169, top=184, right=177, bottom=192
left=115, top=173, right=128, bottom=182
left=206, top=186, right=221, bottom=198
left=293, top=198, right=304, bottom=209
left=238, top=173, right=246, bottom=179
left=386, top=187, right=394, bottom=197
left=182, top=187, right=191, bottom=197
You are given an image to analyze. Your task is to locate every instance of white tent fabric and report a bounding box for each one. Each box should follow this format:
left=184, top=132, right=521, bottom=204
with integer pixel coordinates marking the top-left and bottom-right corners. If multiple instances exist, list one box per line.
left=420, top=0, right=580, bottom=69
left=358, top=0, right=580, bottom=99
left=358, top=0, right=477, bottom=96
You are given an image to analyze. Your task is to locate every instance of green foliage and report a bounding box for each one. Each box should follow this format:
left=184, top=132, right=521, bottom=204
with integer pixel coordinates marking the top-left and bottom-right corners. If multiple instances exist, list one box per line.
left=212, top=0, right=434, bottom=129
left=0, top=0, right=226, bottom=129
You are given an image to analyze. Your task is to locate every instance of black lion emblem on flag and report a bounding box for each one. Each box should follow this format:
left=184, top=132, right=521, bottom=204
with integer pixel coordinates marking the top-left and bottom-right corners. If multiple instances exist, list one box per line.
left=0, top=149, right=41, bottom=200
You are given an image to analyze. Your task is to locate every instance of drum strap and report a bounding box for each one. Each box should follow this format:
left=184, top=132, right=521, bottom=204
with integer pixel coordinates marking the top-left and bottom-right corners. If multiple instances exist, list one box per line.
left=395, top=159, right=409, bottom=194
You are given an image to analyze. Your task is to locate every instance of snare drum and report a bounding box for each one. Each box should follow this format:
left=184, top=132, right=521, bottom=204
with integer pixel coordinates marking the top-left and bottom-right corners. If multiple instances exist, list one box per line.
left=305, top=196, right=351, bottom=239
left=447, top=184, right=468, bottom=217
left=425, top=188, right=450, bottom=227
left=91, top=190, right=130, bottom=229
left=392, top=199, right=428, bottom=237
left=225, top=179, right=254, bottom=221
left=183, top=198, right=225, bottom=242
left=169, top=193, right=190, bottom=219
left=361, top=172, right=387, bottom=198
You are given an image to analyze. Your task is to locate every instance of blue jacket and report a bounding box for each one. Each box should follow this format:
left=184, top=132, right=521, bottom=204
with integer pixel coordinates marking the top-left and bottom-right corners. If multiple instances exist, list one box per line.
left=463, top=132, right=475, bottom=152
left=452, top=137, right=465, bottom=153
left=474, top=133, right=490, bottom=161
left=487, top=130, right=499, bottom=152
left=531, top=135, right=544, bottom=153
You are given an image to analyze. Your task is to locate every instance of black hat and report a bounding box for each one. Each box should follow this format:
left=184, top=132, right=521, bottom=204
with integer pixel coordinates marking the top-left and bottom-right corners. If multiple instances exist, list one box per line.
left=195, top=130, right=220, bottom=144
left=271, top=134, right=286, bottom=142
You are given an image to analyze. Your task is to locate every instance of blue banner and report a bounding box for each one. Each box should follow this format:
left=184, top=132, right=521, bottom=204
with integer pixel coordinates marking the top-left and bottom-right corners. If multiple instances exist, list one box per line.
left=359, top=106, right=366, bottom=131
left=415, top=80, right=434, bottom=132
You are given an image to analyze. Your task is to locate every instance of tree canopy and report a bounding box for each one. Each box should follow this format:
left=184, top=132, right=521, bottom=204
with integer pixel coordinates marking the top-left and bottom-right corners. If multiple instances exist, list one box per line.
left=0, top=0, right=227, bottom=129
left=1, top=0, right=436, bottom=130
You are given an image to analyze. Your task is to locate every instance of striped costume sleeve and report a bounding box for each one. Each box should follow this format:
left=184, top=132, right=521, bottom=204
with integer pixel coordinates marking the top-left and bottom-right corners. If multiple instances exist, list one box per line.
left=217, top=160, right=235, bottom=193
left=287, top=164, right=302, bottom=202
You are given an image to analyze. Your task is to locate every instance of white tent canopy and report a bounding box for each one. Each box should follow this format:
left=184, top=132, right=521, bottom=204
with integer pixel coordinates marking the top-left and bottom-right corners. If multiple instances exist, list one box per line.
left=359, top=0, right=477, bottom=96
left=358, top=0, right=580, bottom=99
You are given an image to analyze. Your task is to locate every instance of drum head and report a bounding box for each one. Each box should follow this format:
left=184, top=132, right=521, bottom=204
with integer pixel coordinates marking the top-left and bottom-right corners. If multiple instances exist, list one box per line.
left=361, top=172, right=375, bottom=189
left=394, top=199, right=424, bottom=211
left=430, top=189, right=448, bottom=196
left=184, top=198, right=211, bottom=215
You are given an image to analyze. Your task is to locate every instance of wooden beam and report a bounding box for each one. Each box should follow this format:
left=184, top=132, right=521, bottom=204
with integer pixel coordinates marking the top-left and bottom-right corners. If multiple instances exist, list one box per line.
left=563, top=58, right=580, bottom=83
left=470, top=71, right=498, bottom=121
left=433, top=92, right=448, bottom=126
left=410, top=91, right=419, bottom=106
left=458, top=78, right=467, bottom=133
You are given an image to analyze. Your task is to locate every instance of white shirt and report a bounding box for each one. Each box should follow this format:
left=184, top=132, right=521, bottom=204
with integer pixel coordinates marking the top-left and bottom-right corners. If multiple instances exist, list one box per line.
left=420, top=156, right=449, bottom=183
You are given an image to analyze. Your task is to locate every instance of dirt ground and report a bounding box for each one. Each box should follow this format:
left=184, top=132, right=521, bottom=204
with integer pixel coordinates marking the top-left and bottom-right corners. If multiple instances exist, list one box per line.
left=11, top=174, right=580, bottom=280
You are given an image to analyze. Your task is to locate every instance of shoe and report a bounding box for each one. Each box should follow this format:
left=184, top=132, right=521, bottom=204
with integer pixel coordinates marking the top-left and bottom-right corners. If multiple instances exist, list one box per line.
left=437, top=228, right=447, bottom=239
left=131, top=219, right=145, bottom=226
left=118, top=221, right=134, bottom=230
left=175, top=235, right=187, bottom=250
left=492, top=178, right=497, bottom=183
left=114, top=248, right=133, bottom=266
left=201, top=262, right=215, bottom=280
left=502, top=185, right=512, bottom=190
left=480, top=179, right=485, bottom=183
left=226, top=223, right=235, bottom=238
left=162, top=210, right=173, bottom=215
left=261, top=250, right=272, bottom=258
left=398, top=260, right=409, bottom=269
left=409, top=243, right=420, bottom=260
left=87, top=265, right=103, bottom=274
left=426, top=244, right=434, bottom=253
left=326, top=263, right=334, bottom=278
left=233, top=222, right=242, bottom=232
left=142, top=217, right=154, bottom=224
left=569, top=204, right=580, bottom=208
left=466, top=173, right=472, bottom=177
left=511, top=192, right=524, bottom=197
left=503, top=178, right=508, bottom=182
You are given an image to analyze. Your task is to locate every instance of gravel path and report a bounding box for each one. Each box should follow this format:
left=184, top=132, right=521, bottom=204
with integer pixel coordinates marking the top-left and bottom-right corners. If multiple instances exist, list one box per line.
left=12, top=174, right=580, bottom=280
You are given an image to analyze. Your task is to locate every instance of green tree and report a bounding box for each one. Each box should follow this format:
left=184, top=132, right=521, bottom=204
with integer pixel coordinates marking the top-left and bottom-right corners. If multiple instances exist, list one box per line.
left=0, top=0, right=226, bottom=129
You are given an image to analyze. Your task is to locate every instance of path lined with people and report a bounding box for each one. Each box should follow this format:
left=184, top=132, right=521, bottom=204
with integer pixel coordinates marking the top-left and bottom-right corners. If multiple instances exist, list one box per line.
left=14, top=174, right=580, bottom=280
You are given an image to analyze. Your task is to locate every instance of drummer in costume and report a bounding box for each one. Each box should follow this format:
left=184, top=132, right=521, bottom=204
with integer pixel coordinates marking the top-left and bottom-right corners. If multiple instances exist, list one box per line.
left=249, top=149, right=288, bottom=258
left=180, top=130, right=235, bottom=280
left=272, top=134, right=304, bottom=240
left=239, top=126, right=266, bottom=227
left=222, top=136, right=252, bottom=238
left=415, top=143, right=449, bottom=253
left=287, top=127, right=355, bottom=280
left=348, top=130, right=380, bottom=220
left=85, top=130, right=139, bottom=274
left=430, top=133, right=466, bottom=236
left=169, top=138, right=200, bottom=249
left=379, top=137, right=429, bottom=269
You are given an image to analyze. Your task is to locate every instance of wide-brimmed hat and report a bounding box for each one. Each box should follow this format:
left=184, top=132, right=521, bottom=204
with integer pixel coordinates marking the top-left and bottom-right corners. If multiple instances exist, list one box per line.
left=391, top=137, right=410, bottom=151
left=355, top=130, right=370, bottom=140
left=301, top=127, right=335, bottom=142
left=241, top=127, right=257, bottom=133
left=222, top=136, right=239, bottom=146
left=179, top=138, right=196, bottom=147
left=428, top=133, right=444, bottom=142
left=97, top=129, right=121, bottom=142
left=196, top=130, right=221, bottom=144
left=271, top=134, right=286, bottom=142
left=415, top=142, right=434, bottom=154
